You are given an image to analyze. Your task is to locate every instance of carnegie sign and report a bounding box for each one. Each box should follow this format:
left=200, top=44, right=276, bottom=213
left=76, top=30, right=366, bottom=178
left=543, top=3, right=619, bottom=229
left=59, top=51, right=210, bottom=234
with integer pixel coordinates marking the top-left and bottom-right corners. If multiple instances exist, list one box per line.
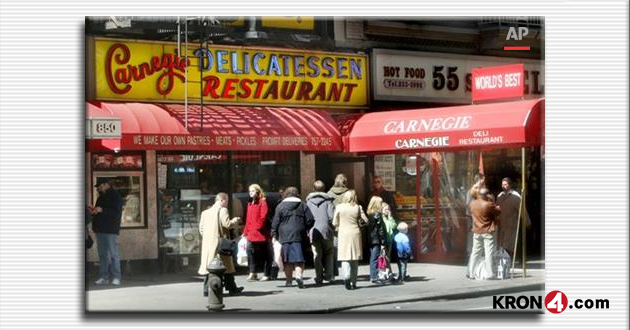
left=372, top=49, right=543, bottom=103
left=93, top=38, right=368, bottom=108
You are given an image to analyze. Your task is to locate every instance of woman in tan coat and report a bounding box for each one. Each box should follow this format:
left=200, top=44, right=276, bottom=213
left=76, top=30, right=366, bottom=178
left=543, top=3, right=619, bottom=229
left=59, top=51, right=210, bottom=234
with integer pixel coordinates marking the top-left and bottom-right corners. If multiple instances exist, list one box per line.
left=333, top=190, right=369, bottom=290
left=198, top=193, right=243, bottom=296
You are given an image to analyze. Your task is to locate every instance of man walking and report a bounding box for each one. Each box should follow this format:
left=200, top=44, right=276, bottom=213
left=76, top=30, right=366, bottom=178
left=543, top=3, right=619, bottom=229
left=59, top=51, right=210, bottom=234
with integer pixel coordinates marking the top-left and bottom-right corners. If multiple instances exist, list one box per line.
left=306, top=180, right=336, bottom=285
left=468, top=188, right=500, bottom=280
left=92, top=178, right=123, bottom=285
left=496, top=178, right=531, bottom=257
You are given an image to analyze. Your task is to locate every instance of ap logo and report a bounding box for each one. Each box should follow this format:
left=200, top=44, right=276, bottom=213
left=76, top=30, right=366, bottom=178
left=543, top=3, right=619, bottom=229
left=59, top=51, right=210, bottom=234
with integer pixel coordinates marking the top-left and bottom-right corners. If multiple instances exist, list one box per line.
left=506, top=27, right=529, bottom=40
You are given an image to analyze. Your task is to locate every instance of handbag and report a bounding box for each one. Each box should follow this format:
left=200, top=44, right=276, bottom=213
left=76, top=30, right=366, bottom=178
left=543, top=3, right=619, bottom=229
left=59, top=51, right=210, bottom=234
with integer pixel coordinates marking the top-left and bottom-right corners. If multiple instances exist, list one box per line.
left=86, top=234, right=94, bottom=249
left=215, top=208, right=236, bottom=256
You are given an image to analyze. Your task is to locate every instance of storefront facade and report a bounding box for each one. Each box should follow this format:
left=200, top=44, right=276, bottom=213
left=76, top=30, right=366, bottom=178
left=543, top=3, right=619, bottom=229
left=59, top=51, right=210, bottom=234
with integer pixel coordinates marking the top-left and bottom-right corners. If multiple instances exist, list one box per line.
left=86, top=27, right=544, bottom=271
left=85, top=37, right=369, bottom=271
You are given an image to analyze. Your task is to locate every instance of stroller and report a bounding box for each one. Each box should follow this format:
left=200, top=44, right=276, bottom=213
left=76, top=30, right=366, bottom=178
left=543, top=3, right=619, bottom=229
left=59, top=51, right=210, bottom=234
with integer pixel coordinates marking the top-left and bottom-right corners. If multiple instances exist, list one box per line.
left=376, top=249, right=393, bottom=282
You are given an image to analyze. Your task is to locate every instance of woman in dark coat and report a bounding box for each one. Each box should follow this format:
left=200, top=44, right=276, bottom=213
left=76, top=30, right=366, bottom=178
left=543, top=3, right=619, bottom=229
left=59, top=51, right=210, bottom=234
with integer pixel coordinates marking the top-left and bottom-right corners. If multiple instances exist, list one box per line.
left=271, top=187, right=315, bottom=288
left=366, top=196, right=386, bottom=283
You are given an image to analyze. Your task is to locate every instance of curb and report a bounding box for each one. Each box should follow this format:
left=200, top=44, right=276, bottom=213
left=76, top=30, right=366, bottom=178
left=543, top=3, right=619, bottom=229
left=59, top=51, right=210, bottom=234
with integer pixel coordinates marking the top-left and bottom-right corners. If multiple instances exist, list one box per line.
left=309, top=281, right=545, bottom=313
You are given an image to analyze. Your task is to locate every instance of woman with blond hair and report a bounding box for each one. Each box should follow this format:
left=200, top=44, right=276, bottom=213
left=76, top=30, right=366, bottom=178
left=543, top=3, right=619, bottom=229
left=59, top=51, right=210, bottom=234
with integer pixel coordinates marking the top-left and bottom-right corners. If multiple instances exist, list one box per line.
left=366, top=196, right=386, bottom=283
left=333, top=190, right=369, bottom=290
left=242, top=184, right=271, bottom=281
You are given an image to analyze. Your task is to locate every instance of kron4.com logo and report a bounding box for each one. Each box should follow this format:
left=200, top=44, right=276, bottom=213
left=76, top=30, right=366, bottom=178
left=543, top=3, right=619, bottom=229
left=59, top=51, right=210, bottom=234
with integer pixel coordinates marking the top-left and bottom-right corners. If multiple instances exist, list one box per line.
left=493, top=290, right=610, bottom=313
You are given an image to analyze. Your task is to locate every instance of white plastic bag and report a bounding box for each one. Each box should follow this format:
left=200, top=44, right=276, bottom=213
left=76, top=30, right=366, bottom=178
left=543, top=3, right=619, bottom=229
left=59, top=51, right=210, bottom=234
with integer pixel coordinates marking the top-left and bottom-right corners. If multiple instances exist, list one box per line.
left=273, top=240, right=283, bottom=270
left=236, top=236, right=248, bottom=267
left=493, top=247, right=511, bottom=280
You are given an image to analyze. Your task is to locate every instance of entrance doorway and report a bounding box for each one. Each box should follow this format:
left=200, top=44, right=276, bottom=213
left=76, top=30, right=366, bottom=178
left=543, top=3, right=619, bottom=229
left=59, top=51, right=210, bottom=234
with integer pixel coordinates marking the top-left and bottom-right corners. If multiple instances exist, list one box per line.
left=315, top=155, right=372, bottom=206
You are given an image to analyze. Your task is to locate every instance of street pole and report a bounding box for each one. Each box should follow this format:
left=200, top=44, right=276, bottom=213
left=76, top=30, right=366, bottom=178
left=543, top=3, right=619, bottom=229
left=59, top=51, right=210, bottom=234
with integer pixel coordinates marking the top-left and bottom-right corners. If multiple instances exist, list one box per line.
left=521, top=147, right=527, bottom=278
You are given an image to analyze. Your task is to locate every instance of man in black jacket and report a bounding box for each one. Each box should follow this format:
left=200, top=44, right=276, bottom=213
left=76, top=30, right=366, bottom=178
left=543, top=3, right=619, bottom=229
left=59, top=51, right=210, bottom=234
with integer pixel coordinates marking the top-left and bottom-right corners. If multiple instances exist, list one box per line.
left=271, top=187, right=315, bottom=288
left=91, top=177, right=123, bottom=285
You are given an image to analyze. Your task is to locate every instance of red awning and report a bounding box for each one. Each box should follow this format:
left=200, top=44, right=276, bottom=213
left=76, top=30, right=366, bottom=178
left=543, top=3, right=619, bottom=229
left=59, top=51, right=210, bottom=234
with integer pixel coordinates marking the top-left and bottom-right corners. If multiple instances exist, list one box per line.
left=86, top=102, right=343, bottom=152
left=345, top=99, right=544, bottom=153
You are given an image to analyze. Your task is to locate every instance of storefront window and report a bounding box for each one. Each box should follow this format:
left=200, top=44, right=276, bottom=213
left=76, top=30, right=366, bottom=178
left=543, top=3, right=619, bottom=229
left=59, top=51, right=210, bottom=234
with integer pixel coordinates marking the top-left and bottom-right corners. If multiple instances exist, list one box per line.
left=381, top=152, right=473, bottom=260
left=232, top=151, right=300, bottom=220
left=91, top=153, right=146, bottom=229
left=157, top=153, right=229, bottom=255
left=156, top=151, right=299, bottom=256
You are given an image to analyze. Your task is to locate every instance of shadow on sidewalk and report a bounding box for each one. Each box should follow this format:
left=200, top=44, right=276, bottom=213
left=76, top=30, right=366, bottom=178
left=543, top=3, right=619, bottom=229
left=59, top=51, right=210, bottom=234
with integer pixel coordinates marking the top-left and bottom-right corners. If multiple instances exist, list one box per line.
left=239, top=290, right=283, bottom=297
left=86, top=273, right=203, bottom=291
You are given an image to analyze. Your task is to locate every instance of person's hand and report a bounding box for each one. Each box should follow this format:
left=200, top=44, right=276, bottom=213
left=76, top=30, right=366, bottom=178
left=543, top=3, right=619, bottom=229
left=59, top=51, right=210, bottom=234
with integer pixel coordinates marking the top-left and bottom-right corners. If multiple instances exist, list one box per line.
left=94, top=207, right=103, bottom=214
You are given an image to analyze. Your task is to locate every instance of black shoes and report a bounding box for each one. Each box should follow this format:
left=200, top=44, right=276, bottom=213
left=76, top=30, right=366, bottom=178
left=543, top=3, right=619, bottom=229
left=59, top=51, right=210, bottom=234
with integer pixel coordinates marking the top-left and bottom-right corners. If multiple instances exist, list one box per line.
left=227, top=286, right=244, bottom=296
left=295, top=278, right=304, bottom=289
left=344, top=279, right=356, bottom=290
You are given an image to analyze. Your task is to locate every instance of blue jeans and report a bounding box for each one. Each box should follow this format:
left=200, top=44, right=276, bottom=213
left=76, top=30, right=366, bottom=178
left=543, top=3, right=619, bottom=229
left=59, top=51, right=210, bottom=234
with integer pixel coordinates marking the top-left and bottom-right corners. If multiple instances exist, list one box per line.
left=96, top=233, right=121, bottom=280
left=397, top=257, right=409, bottom=280
left=369, top=245, right=380, bottom=280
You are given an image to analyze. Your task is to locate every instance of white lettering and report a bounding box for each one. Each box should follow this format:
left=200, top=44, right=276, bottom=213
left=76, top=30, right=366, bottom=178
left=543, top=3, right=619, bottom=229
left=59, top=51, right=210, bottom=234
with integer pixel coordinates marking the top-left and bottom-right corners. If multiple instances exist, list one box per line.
left=383, top=116, right=473, bottom=134
left=394, top=136, right=450, bottom=149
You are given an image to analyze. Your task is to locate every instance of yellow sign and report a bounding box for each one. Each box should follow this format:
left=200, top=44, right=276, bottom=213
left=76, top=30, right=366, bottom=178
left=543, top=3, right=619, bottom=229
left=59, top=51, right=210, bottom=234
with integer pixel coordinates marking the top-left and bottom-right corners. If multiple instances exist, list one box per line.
left=94, top=38, right=368, bottom=108
left=261, top=16, right=314, bottom=30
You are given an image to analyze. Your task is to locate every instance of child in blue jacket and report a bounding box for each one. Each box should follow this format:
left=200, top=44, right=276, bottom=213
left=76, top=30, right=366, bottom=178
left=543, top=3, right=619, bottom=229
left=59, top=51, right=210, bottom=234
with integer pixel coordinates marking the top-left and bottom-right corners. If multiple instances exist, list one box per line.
left=394, top=222, right=412, bottom=283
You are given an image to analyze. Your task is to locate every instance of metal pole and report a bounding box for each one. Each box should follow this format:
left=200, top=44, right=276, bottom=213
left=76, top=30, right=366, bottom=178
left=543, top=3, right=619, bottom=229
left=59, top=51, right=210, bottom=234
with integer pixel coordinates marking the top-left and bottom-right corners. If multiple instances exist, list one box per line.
left=184, top=16, right=188, bottom=130
left=200, top=17, right=204, bottom=132
left=521, top=147, right=527, bottom=278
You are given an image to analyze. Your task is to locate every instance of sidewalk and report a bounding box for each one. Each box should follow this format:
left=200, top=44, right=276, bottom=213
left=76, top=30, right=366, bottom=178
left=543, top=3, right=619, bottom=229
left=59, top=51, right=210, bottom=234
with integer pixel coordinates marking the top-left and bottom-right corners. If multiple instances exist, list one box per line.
left=86, top=261, right=545, bottom=313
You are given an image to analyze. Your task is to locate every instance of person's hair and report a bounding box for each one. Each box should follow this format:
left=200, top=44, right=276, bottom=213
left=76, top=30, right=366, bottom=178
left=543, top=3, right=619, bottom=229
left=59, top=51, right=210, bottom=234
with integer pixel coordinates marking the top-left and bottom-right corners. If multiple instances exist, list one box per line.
left=313, top=180, right=326, bottom=192
left=284, top=186, right=300, bottom=198
left=478, top=188, right=489, bottom=198
left=367, top=196, right=384, bottom=215
left=333, top=173, right=348, bottom=188
left=341, top=190, right=358, bottom=205
left=397, top=221, right=408, bottom=233
left=382, top=202, right=391, bottom=212
left=215, top=192, right=228, bottom=203
left=248, top=183, right=265, bottom=199
left=502, top=177, right=512, bottom=186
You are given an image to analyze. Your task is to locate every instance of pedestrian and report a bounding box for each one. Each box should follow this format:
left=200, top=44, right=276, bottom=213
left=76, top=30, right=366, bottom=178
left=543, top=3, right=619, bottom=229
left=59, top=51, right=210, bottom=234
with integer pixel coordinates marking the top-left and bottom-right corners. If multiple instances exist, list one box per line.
left=85, top=205, right=94, bottom=283
left=366, top=196, right=386, bottom=283
left=466, top=174, right=485, bottom=259
left=243, top=184, right=272, bottom=282
left=381, top=203, right=397, bottom=276
left=328, top=173, right=349, bottom=206
left=91, top=178, right=123, bottom=286
left=394, top=222, right=412, bottom=284
left=268, top=186, right=286, bottom=280
left=198, top=193, right=244, bottom=296
left=468, top=188, right=501, bottom=280
left=271, top=187, right=315, bottom=288
left=327, top=173, right=349, bottom=277
left=496, top=178, right=531, bottom=257
left=333, top=190, right=369, bottom=290
left=370, top=176, right=397, bottom=217
left=306, top=180, right=336, bottom=286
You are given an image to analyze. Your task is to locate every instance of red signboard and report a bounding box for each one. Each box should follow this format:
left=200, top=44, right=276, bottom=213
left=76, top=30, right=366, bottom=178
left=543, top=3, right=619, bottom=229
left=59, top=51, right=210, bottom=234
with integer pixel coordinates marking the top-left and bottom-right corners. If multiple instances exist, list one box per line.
left=472, top=64, right=525, bottom=102
left=345, top=99, right=543, bottom=153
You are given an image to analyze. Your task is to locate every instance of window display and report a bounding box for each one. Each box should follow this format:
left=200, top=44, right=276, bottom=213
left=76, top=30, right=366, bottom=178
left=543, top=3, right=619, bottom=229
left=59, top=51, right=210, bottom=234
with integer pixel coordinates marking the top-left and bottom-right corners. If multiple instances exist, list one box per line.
left=156, top=151, right=299, bottom=256
left=92, top=171, right=145, bottom=228
left=157, top=153, right=229, bottom=256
